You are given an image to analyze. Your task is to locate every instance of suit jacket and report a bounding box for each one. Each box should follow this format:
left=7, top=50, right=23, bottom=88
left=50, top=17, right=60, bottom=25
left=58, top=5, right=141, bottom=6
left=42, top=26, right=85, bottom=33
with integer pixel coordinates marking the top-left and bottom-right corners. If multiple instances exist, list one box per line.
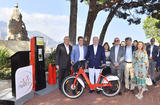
left=146, top=45, right=158, bottom=61
left=157, top=48, right=160, bottom=66
left=158, top=48, right=160, bottom=57
left=71, top=44, right=87, bottom=65
left=85, top=45, right=106, bottom=69
left=110, top=45, right=125, bottom=69
left=125, top=45, right=135, bottom=53
left=55, top=43, right=72, bottom=69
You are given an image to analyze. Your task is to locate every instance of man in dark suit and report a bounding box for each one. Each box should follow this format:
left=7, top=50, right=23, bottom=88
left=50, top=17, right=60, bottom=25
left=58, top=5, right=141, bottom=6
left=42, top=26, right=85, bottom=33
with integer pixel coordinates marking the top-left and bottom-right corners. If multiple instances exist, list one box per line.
left=157, top=44, right=160, bottom=71
left=146, top=38, right=158, bottom=85
left=156, top=44, right=160, bottom=81
left=85, top=36, right=106, bottom=93
left=55, top=36, right=72, bottom=91
left=110, top=37, right=125, bottom=95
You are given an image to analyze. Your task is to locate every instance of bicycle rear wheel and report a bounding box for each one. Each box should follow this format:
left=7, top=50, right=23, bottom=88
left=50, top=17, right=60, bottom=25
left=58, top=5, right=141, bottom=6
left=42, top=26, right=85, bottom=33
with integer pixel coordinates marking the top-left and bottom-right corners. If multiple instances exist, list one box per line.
left=62, top=76, right=85, bottom=99
left=101, top=75, right=121, bottom=97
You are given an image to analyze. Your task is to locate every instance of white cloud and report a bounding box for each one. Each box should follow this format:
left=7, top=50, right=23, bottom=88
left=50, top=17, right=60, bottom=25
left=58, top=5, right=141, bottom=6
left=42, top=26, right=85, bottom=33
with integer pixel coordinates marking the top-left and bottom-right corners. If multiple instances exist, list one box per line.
left=0, top=7, right=70, bottom=42
left=0, top=7, right=12, bottom=21
left=23, top=13, right=69, bottom=42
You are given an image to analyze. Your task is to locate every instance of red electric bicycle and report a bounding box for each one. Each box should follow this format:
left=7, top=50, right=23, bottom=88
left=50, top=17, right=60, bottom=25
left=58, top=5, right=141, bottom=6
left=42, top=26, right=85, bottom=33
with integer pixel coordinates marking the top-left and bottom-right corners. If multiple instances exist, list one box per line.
left=62, top=60, right=121, bottom=99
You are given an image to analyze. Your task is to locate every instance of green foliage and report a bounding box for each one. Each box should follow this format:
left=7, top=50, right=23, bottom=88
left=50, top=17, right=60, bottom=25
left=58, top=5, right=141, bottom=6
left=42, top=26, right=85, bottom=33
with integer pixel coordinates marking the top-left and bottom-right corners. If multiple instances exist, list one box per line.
left=45, top=51, right=56, bottom=71
left=143, top=16, right=160, bottom=43
left=0, top=48, right=10, bottom=69
left=82, top=0, right=111, bottom=5
left=155, top=12, right=160, bottom=29
left=0, top=48, right=11, bottom=80
left=0, top=68, right=11, bottom=80
left=97, top=0, right=110, bottom=5
left=155, top=21, right=160, bottom=29
left=152, top=11, right=160, bottom=20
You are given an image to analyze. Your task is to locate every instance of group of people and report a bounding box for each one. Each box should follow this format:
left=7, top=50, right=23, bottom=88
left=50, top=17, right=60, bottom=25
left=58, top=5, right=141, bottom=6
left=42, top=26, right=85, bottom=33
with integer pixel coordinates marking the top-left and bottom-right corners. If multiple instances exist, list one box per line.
left=55, top=36, right=160, bottom=100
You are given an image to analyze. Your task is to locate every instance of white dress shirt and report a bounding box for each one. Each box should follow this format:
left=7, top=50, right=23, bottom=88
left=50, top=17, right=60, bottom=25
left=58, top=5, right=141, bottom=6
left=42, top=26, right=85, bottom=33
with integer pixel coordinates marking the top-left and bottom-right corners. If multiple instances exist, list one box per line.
left=150, top=45, right=154, bottom=57
left=115, top=45, right=120, bottom=62
left=105, top=51, right=111, bottom=66
left=125, top=46, right=132, bottom=62
left=79, top=45, right=84, bottom=61
left=93, top=45, right=98, bottom=55
left=64, top=44, right=69, bottom=55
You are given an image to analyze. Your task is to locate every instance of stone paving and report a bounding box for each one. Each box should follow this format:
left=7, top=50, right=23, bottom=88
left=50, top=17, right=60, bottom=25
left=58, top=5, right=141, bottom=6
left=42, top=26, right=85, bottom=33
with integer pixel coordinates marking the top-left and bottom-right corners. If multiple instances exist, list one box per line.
left=24, top=81, right=160, bottom=105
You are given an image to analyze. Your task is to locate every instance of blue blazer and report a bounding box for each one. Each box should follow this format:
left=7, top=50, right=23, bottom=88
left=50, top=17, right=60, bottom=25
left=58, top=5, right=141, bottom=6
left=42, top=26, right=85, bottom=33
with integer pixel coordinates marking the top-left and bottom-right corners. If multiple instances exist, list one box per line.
left=85, top=45, right=106, bottom=69
left=146, top=45, right=158, bottom=61
left=71, top=44, right=87, bottom=65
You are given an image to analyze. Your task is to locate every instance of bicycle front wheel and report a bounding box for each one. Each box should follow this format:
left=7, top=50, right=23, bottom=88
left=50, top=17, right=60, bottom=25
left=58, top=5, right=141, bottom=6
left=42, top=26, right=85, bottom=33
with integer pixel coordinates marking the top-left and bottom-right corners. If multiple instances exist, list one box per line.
left=101, top=75, right=121, bottom=97
left=62, top=76, right=85, bottom=99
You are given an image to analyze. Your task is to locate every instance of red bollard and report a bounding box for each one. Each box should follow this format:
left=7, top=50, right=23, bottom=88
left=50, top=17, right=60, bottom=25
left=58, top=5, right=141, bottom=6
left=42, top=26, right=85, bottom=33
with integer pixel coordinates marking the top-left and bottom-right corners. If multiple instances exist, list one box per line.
left=48, top=64, right=56, bottom=85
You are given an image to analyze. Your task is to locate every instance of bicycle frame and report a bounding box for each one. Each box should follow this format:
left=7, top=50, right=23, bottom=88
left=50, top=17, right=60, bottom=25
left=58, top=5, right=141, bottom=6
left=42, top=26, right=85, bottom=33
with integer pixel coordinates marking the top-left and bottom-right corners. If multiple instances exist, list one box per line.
left=73, top=67, right=113, bottom=90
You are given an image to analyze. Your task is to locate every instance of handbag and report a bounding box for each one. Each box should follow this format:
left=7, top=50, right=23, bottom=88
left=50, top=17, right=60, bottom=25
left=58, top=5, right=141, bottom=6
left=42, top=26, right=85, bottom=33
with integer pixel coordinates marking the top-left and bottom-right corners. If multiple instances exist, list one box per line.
left=145, top=76, right=153, bottom=86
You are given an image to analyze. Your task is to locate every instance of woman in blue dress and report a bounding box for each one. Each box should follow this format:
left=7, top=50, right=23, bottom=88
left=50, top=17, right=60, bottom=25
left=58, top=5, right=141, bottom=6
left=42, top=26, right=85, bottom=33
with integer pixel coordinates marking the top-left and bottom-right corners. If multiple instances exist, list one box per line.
left=132, top=41, right=149, bottom=100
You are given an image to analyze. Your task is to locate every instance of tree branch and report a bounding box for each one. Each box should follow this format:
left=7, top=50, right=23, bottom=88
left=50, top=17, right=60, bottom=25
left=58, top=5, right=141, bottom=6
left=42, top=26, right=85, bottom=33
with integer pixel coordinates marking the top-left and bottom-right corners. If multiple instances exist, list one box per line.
left=119, top=1, right=146, bottom=8
left=99, top=3, right=120, bottom=45
left=97, top=0, right=122, bottom=11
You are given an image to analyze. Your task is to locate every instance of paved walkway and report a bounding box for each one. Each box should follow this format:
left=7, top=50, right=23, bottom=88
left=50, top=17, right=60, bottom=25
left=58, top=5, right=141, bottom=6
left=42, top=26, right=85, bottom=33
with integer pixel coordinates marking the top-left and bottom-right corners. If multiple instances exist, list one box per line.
left=24, top=81, right=160, bottom=105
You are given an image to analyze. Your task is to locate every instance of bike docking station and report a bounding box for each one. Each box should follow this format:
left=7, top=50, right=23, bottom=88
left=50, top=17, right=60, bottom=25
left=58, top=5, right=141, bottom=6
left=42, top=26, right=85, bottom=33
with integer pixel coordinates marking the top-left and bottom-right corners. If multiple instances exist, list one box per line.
left=0, top=37, right=58, bottom=105
left=30, top=37, right=58, bottom=96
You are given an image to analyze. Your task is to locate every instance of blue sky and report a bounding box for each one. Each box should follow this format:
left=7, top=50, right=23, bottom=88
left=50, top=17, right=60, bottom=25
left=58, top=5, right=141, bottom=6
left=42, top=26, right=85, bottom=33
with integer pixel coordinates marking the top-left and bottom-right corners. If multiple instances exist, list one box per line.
left=0, top=0, right=150, bottom=45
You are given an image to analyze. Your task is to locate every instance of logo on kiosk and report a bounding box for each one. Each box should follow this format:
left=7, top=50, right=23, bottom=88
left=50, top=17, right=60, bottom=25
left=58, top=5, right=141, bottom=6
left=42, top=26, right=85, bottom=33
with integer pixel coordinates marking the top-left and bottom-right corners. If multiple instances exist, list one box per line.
left=36, top=37, right=44, bottom=45
left=15, top=66, right=33, bottom=99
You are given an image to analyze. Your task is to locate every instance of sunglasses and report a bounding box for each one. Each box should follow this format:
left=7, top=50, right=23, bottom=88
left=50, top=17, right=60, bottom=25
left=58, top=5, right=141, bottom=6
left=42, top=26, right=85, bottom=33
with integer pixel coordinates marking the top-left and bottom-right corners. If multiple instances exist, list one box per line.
left=114, top=40, right=120, bottom=42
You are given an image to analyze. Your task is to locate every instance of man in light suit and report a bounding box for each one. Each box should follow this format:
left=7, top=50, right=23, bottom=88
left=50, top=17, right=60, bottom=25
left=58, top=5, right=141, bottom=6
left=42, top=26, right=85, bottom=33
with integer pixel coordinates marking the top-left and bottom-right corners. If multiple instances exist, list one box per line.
left=71, top=36, right=87, bottom=72
left=85, top=36, right=106, bottom=93
left=110, top=37, right=125, bottom=95
left=146, top=38, right=158, bottom=85
left=124, top=37, right=135, bottom=94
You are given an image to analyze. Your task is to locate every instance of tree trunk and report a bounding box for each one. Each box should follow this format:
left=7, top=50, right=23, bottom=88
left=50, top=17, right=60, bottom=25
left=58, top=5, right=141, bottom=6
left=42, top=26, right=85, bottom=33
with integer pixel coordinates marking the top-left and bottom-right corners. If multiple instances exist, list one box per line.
left=99, top=6, right=119, bottom=45
left=83, top=0, right=98, bottom=46
left=69, top=0, right=77, bottom=45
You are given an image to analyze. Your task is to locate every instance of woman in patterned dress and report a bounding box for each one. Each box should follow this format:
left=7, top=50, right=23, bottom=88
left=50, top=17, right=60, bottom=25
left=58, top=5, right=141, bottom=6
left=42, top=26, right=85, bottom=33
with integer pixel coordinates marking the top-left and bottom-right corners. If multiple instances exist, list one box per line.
left=132, top=41, right=149, bottom=99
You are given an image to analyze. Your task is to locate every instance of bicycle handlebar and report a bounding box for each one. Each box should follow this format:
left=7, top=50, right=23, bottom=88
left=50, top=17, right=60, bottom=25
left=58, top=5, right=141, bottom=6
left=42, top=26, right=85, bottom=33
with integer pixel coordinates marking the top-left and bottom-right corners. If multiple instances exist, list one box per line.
left=98, top=65, right=107, bottom=69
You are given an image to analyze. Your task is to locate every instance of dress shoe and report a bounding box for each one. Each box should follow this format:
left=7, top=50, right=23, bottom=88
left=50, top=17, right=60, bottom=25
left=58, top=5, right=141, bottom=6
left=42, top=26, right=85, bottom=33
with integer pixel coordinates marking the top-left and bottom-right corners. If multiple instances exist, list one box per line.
left=130, top=90, right=135, bottom=94
left=152, top=81, right=157, bottom=86
left=89, top=90, right=94, bottom=93
left=118, top=92, right=122, bottom=95
left=96, top=90, right=101, bottom=94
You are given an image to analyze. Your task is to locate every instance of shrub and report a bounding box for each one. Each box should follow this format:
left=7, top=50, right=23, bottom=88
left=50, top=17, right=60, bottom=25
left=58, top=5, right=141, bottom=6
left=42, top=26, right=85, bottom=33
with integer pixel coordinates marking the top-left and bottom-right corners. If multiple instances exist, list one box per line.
left=0, top=48, right=11, bottom=80
left=45, top=51, right=56, bottom=71
left=0, top=68, right=11, bottom=80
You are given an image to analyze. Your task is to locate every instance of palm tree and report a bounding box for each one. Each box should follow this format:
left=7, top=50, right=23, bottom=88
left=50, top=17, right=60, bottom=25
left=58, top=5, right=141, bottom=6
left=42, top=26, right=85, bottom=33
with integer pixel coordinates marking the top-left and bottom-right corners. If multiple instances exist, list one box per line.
left=69, top=0, right=78, bottom=45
